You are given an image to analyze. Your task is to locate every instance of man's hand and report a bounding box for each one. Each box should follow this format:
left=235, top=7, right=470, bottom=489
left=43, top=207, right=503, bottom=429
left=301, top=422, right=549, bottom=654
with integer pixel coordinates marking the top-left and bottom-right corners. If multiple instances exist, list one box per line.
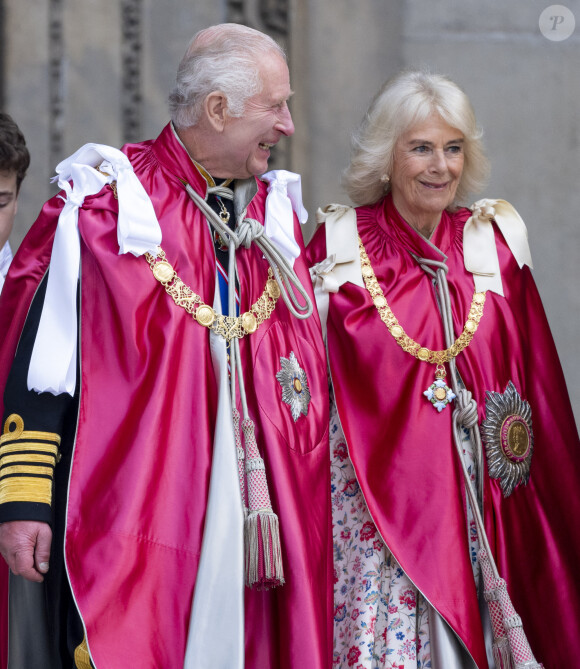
left=0, top=521, right=52, bottom=582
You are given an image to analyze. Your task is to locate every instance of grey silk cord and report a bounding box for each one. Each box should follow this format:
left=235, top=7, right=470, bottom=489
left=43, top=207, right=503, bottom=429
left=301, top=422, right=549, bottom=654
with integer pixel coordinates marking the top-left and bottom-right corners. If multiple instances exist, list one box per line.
left=186, top=181, right=313, bottom=420
left=416, top=254, right=500, bottom=581
left=186, top=182, right=313, bottom=321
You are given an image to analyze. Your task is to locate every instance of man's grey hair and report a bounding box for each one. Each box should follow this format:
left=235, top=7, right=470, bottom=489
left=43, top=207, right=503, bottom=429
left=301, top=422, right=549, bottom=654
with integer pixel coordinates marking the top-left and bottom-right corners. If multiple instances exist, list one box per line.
left=168, top=23, right=286, bottom=129
left=342, top=70, right=490, bottom=207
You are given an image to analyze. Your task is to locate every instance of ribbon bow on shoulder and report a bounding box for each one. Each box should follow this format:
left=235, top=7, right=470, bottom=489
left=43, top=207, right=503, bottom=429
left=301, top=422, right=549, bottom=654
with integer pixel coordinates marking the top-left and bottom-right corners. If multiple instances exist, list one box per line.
left=261, top=170, right=308, bottom=267
left=315, top=203, right=364, bottom=289
left=28, top=143, right=162, bottom=396
left=463, top=198, right=533, bottom=297
left=309, top=204, right=364, bottom=337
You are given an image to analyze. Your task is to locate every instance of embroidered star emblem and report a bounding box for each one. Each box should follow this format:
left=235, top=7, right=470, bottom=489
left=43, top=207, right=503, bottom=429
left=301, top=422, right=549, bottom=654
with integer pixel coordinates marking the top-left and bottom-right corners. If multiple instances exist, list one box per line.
left=276, top=352, right=311, bottom=422
left=481, top=381, right=534, bottom=497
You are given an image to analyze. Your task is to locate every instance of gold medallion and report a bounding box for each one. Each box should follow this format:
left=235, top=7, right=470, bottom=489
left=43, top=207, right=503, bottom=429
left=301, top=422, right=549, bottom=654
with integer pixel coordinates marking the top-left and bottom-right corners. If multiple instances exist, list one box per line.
left=266, top=279, right=281, bottom=299
left=506, top=419, right=530, bottom=457
left=241, top=311, right=258, bottom=334
left=424, top=376, right=456, bottom=412
left=391, top=325, right=404, bottom=338
left=196, top=305, right=216, bottom=327
left=434, top=387, right=448, bottom=401
left=474, top=293, right=485, bottom=305
left=152, top=260, right=175, bottom=283
left=373, top=295, right=387, bottom=308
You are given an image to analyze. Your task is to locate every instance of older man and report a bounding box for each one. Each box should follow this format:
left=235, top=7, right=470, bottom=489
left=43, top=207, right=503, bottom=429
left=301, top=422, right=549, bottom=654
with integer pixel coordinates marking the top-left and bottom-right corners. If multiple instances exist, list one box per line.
left=0, top=24, right=332, bottom=668
left=0, top=112, right=30, bottom=293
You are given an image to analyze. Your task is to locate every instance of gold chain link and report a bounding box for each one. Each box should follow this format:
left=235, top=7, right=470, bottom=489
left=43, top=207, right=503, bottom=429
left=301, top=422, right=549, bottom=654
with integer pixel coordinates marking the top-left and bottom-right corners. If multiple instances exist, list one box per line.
left=103, top=171, right=281, bottom=342
left=145, top=248, right=281, bottom=342
left=358, top=236, right=486, bottom=364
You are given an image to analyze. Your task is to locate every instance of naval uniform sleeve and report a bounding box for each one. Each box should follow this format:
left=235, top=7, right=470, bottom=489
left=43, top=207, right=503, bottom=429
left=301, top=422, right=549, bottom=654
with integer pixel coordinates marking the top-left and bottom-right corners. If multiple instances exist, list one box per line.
left=0, top=273, right=77, bottom=525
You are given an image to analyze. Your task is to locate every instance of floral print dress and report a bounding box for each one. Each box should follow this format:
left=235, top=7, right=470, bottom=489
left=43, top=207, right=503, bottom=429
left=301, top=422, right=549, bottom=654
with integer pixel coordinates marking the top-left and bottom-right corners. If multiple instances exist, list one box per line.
left=331, top=396, right=480, bottom=668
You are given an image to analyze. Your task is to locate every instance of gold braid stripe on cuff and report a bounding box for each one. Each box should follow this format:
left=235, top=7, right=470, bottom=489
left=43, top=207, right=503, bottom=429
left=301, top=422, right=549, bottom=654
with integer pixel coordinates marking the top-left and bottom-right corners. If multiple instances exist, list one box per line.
left=0, top=414, right=61, bottom=506
left=74, top=636, right=93, bottom=669
left=145, top=248, right=281, bottom=343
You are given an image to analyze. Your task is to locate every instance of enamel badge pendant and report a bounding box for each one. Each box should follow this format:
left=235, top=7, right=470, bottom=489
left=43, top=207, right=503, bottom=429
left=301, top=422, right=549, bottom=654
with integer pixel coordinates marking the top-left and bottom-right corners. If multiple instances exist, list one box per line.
left=480, top=381, right=534, bottom=497
left=424, top=365, right=456, bottom=412
left=276, top=352, right=311, bottom=422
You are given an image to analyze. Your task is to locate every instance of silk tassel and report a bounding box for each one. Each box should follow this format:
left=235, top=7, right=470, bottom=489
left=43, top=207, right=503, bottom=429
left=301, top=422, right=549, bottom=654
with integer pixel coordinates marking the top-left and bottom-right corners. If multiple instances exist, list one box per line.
left=493, top=637, right=513, bottom=669
left=494, top=577, right=543, bottom=669
left=478, top=549, right=543, bottom=668
left=478, top=549, right=512, bottom=668
left=232, top=408, right=248, bottom=510
left=242, top=417, right=284, bottom=589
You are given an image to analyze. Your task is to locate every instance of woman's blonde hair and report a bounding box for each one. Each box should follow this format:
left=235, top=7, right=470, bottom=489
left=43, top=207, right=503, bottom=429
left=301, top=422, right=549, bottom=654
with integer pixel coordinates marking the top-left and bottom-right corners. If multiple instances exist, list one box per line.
left=342, top=70, right=489, bottom=206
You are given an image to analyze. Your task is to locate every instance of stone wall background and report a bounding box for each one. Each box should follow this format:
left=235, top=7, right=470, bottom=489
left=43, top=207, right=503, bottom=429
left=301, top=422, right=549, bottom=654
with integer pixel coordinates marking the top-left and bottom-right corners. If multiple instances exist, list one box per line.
left=2, top=0, right=579, bottom=424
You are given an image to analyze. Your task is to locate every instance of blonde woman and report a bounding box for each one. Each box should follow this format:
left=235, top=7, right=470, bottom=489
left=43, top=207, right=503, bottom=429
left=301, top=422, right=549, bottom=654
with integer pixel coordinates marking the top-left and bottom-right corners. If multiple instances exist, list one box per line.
left=309, top=70, right=579, bottom=668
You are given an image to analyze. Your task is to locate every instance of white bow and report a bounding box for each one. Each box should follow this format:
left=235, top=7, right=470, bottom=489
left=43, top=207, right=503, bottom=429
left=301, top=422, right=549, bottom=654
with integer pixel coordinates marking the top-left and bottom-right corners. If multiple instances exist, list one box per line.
left=28, top=143, right=162, bottom=396
left=317, top=203, right=364, bottom=290
left=308, top=204, right=364, bottom=338
left=309, top=255, right=339, bottom=339
left=261, top=170, right=308, bottom=267
left=309, top=255, right=340, bottom=293
left=463, top=198, right=533, bottom=296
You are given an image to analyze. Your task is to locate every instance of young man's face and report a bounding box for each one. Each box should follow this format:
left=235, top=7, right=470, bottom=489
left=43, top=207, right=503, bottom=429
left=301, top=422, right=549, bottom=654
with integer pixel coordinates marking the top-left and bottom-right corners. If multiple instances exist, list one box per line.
left=0, top=170, right=18, bottom=248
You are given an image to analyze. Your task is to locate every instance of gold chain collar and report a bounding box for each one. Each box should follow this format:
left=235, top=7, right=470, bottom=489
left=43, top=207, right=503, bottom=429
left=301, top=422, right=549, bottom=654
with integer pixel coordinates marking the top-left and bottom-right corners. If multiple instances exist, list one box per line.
left=103, top=170, right=280, bottom=342
left=145, top=248, right=281, bottom=342
left=358, top=235, right=486, bottom=412
left=359, top=235, right=486, bottom=363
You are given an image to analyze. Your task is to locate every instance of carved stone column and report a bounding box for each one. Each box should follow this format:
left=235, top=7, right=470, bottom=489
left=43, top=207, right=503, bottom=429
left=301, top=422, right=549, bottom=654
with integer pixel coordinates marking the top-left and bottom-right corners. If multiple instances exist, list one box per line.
left=0, top=0, right=5, bottom=109
left=49, top=0, right=65, bottom=169
left=121, top=0, right=143, bottom=143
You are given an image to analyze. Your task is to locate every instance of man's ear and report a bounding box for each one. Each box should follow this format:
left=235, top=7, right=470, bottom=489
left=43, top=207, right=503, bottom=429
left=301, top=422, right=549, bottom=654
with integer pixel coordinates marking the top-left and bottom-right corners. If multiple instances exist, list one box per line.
left=204, top=91, right=228, bottom=132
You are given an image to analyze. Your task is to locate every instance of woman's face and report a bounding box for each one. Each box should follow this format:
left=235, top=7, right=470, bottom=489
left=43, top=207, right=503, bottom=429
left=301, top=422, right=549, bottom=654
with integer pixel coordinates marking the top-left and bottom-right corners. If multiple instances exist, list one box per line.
left=390, top=113, right=465, bottom=235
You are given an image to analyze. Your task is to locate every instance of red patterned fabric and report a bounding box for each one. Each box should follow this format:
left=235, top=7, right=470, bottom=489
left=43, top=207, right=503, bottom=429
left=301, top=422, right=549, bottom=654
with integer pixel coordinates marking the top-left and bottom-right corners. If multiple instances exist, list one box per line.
left=307, top=193, right=580, bottom=668
left=0, top=124, right=332, bottom=668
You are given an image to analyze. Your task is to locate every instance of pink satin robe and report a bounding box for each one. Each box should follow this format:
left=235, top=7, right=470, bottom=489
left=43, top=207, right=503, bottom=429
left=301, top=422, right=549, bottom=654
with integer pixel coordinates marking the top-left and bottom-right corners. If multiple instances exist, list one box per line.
left=0, top=124, right=333, bottom=668
left=307, top=194, right=580, bottom=668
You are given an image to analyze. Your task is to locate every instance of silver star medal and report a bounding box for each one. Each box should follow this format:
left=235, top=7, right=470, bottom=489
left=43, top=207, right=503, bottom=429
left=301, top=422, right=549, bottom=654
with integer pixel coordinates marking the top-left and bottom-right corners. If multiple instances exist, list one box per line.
left=276, top=352, right=311, bottom=422
left=480, top=381, right=534, bottom=497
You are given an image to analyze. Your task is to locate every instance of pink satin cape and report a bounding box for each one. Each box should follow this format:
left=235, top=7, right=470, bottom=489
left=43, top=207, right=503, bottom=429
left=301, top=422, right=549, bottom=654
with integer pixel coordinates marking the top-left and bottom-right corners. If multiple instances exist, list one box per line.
left=0, top=124, right=333, bottom=668
left=307, top=194, right=580, bottom=668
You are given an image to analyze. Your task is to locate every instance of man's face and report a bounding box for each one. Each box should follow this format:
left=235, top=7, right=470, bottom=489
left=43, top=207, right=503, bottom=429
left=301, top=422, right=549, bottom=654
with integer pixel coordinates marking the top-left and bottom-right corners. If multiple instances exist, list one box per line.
left=220, top=53, right=294, bottom=179
left=0, top=171, right=18, bottom=248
